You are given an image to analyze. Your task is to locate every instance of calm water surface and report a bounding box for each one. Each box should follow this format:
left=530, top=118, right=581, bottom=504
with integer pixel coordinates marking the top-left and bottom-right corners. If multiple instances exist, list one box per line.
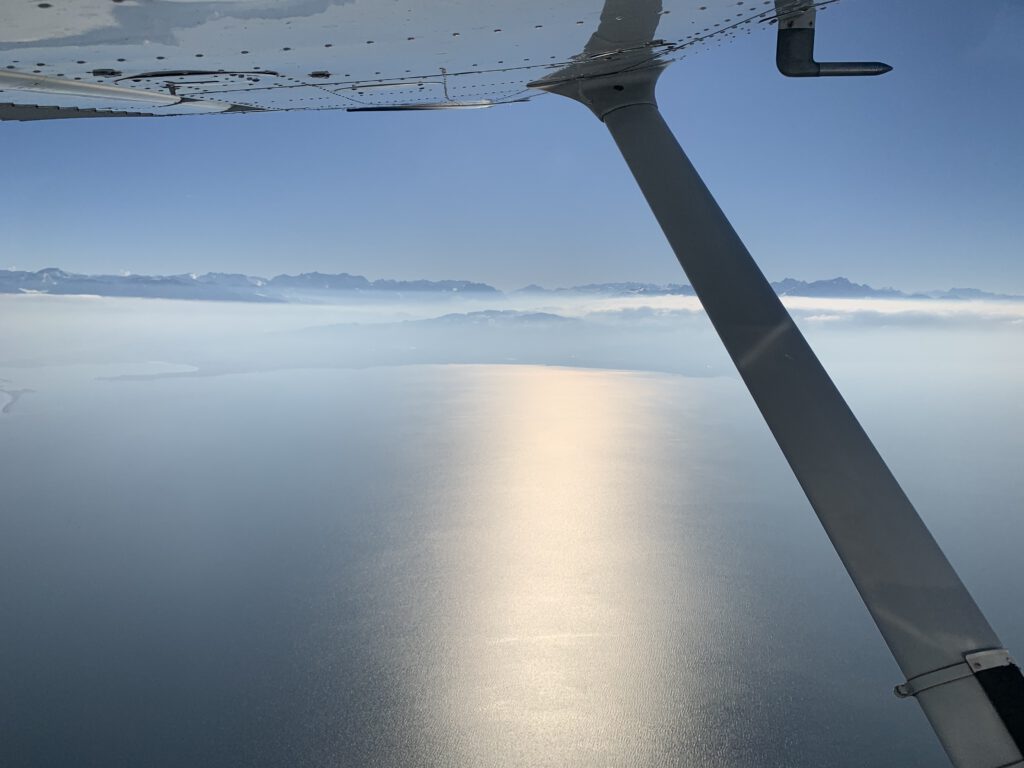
left=1, top=363, right=1019, bottom=767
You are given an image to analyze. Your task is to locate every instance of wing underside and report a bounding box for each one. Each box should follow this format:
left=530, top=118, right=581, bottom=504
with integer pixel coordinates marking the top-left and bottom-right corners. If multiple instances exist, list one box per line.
left=0, top=0, right=803, bottom=120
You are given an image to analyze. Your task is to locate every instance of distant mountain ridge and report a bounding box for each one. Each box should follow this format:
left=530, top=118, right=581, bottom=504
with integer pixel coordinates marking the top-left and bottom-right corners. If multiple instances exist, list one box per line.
left=771, top=277, right=906, bottom=299
left=0, top=268, right=498, bottom=302
left=517, top=282, right=695, bottom=296
left=0, top=268, right=1019, bottom=303
left=769, top=277, right=1022, bottom=301
left=530, top=276, right=1022, bottom=301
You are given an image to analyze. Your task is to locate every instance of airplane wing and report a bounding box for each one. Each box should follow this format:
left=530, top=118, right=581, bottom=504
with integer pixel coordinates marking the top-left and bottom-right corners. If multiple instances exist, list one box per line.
left=0, top=0, right=775, bottom=120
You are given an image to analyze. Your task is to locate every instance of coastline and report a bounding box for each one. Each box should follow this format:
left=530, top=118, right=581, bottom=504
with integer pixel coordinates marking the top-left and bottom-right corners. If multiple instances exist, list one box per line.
left=0, top=388, right=31, bottom=415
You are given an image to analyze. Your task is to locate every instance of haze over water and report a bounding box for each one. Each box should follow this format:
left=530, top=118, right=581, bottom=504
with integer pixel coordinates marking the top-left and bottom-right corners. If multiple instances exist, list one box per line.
left=1, top=294, right=1022, bottom=767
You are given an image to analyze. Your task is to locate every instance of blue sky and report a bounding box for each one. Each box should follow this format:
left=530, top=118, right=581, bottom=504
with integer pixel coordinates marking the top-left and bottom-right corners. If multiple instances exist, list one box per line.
left=1, top=0, right=1021, bottom=292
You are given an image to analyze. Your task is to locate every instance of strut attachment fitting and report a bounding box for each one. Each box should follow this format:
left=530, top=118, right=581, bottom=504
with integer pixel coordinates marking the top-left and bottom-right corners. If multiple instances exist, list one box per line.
left=895, top=649, right=1013, bottom=699
left=774, top=1, right=891, bottom=77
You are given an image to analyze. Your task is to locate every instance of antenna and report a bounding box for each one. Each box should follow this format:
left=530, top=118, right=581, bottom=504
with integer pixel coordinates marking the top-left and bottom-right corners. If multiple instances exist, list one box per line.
left=774, top=1, right=891, bottom=77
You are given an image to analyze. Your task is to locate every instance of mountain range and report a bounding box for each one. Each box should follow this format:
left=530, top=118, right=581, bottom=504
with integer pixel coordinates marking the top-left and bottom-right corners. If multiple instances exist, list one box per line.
left=0, top=268, right=1019, bottom=303
left=0, top=268, right=497, bottom=302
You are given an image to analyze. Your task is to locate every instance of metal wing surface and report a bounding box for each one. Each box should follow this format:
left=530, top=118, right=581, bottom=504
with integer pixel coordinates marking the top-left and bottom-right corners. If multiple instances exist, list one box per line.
left=0, top=0, right=783, bottom=120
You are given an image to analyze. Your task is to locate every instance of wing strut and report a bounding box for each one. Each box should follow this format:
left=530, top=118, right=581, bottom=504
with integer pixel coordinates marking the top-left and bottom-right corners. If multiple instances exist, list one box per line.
left=537, top=65, right=1024, bottom=768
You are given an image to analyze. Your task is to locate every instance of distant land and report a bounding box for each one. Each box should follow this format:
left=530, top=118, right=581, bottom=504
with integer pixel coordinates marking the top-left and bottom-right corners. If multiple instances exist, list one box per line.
left=0, top=268, right=1020, bottom=303
left=0, top=268, right=497, bottom=303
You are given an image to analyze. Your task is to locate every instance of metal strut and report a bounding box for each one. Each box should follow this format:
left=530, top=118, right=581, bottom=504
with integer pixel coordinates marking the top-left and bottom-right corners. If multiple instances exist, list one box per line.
left=538, top=64, right=1023, bottom=768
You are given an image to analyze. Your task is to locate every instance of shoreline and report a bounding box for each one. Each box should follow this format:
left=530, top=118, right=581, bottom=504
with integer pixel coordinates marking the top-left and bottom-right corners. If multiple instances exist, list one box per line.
left=0, top=388, right=31, bottom=415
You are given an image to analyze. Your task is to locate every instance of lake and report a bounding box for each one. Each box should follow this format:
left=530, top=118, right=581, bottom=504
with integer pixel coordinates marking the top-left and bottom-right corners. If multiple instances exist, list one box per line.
left=1, top=295, right=1022, bottom=766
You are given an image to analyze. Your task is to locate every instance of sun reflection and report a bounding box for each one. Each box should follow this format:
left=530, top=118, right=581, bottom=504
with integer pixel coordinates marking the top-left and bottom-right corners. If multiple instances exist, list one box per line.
left=429, top=365, right=711, bottom=765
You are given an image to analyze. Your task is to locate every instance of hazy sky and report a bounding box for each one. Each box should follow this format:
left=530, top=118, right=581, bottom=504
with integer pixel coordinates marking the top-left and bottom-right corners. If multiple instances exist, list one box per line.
left=1, top=0, right=1021, bottom=292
